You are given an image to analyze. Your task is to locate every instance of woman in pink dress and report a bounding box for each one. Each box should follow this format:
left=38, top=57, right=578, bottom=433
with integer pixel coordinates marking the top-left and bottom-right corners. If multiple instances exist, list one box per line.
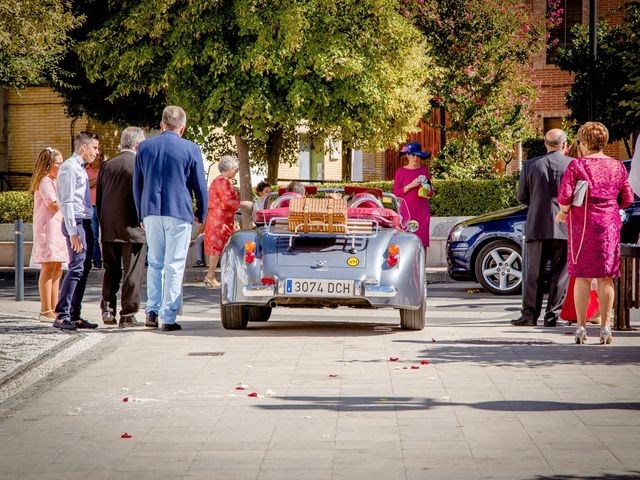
left=29, top=148, right=69, bottom=322
left=203, top=156, right=253, bottom=288
left=556, top=122, right=634, bottom=344
left=393, top=142, right=432, bottom=249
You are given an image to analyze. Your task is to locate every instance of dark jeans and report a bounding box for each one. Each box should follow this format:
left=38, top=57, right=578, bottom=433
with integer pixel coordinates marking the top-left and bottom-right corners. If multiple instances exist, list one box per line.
left=101, top=242, right=147, bottom=318
left=55, top=219, right=94, bottom=321
left=91, top=206, right=102, bottom=266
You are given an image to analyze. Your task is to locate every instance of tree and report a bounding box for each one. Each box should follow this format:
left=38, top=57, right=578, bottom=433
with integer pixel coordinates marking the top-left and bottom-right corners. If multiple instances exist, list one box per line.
left=76, top=0, right=434, bottom=210
left=555, top=3, right=640, bottom=153
left=402, top=0, right=545, bottom=178
left=0, top=0, right=81, bottom=89
left=51, top=0, right=165, bottom=128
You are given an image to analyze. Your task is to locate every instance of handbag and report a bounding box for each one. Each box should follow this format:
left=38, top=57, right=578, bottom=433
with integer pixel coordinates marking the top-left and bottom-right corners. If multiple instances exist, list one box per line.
left=569, top=181, right=588, bottom=264
left=572, top=180, right=588, bottom=207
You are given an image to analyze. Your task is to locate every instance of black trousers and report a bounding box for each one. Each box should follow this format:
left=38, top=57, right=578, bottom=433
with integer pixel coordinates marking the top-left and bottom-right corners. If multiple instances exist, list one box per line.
left=101, top=242, right=147, bottom=318
left=521, top=239, right=569, bottom=322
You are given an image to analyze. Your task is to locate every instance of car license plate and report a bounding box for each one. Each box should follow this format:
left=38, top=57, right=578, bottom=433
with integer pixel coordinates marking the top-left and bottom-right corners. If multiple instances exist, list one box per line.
left=284, top=279, right=354, bottom=297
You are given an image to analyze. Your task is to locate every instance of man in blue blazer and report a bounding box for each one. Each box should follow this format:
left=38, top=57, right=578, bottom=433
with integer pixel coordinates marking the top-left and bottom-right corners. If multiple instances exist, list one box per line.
left=133, top=106, right=208, bottom=331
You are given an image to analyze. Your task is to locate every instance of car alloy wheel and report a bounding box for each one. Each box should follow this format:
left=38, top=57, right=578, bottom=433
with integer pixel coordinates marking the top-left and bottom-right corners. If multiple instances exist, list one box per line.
left=474, top=240, right=522, bottom=295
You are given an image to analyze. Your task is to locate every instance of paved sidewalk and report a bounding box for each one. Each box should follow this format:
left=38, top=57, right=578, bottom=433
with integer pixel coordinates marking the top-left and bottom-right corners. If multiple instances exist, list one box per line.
left=0, top=279, right=639, bottom=479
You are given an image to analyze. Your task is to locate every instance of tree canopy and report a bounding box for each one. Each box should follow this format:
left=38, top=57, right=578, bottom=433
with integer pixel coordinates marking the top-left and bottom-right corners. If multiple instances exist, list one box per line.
left=402, top=0, right=545, bottom=178
left=556, top=1, right=640, bottom=150
left=0, top=0, right=81, bottom=89
left=76, top=0, right=435, bottom=187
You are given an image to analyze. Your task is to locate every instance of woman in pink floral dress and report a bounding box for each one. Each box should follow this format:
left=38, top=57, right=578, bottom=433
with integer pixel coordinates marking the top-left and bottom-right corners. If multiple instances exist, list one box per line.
left=556, top=122, right=634, bottom=345
left=29, top=148, right=68, bottom=322
left=203, top=156, right=253, bottom=288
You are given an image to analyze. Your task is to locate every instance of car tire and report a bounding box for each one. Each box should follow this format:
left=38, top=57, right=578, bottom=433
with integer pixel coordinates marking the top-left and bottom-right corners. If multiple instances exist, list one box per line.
left=399, top=283, right=427, bottom=330
left=246, top=306, right=272, bottom=322
left=474, top=240, right=522, bottom=295
left=220, top=304, right=248, bottom=329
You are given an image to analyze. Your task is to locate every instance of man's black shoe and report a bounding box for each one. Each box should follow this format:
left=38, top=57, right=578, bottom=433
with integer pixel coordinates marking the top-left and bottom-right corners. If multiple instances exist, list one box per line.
left=102, top=312, right=116, bottom=325
left=511, top=317, right=537, bottom=326
left=145, top=311, right=158, bottom=328
left=161, top=323, right=182, bottom=332
left=120, top=315, right=143, bottom=328
left=74, top=318, right=98, bottom=329
left=53, top=319, right=78, bottom=331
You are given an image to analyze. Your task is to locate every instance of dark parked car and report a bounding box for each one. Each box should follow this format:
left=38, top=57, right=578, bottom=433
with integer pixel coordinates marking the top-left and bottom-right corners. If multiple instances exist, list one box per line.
left=446, top=160, right=640, bottom=295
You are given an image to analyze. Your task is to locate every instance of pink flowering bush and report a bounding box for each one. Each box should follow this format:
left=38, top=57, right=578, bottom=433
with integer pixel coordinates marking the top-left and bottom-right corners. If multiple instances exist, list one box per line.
left=401, top=0, right=546, bottom=178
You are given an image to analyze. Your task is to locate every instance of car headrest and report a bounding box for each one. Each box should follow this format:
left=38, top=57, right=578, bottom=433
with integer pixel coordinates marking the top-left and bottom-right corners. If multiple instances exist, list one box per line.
left=348, top=193, right=384, bottom=209
left=270, top=192, right=303, bottom=209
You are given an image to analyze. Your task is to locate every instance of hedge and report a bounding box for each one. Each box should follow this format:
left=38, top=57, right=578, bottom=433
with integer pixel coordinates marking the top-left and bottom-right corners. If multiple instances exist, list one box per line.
left=0, top=191, right=34, bottom=223
left=316, top=177, right=520, bottom=216
left=0, top=176, right=519, bottom=222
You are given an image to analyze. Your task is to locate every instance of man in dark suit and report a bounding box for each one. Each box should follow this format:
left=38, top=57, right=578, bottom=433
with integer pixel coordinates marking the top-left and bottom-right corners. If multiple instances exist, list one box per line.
left=97, top=127, right=147, bottom=328
left=133, top=106, right=208, bottom=332
left=512, top=129, right=571, bottom=327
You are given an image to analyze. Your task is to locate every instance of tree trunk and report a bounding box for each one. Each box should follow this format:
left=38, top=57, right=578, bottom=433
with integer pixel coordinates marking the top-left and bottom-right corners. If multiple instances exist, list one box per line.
left=341, top=141, right=352, bottom=181
left=266, top=128, right=284, bottom=185
left=234, top=135, right=253, bottom=230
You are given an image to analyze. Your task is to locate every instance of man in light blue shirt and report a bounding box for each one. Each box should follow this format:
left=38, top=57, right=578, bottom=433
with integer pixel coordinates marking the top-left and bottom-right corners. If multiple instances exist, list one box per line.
left=54, top=131, right=100, bottom=331
left=134, top=106, right=207, bottom=332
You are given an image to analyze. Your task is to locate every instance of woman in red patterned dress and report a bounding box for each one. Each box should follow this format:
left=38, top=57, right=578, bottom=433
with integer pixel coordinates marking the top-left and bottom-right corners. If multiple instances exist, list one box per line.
left=203, top=156, right=253, bottom=288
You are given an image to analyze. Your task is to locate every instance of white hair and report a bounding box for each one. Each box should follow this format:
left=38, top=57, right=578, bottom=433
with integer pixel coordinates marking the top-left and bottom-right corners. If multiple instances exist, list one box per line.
left=120, top=127, right=145, bottom=150
left=218, top=155, right=239, bottom=173
left=161, top=106, right=187, bottom=130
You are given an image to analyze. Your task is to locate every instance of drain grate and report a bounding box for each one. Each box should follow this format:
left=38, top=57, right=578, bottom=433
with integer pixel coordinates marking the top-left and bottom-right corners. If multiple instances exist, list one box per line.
left=456, top=338, right=554, bottom=345
left=187, top=352, right=225, bottom=356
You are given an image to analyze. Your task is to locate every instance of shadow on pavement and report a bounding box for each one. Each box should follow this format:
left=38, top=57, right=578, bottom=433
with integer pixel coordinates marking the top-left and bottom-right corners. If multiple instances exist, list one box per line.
left=251, top=395, right=640, bottom=413
left=532, top=474, right=640, bottom=480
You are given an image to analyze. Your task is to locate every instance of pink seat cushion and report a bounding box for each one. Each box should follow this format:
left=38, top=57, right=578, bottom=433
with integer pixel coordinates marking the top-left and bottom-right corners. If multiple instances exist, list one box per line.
left=255, top=207, right=289, bottom=224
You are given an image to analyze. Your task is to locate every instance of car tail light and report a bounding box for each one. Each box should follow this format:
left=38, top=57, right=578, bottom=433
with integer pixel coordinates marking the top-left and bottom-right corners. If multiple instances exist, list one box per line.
left=387, top=244, right=399, bottom=267
left=261, top=277, right=275, bottom=285
left=245, top=241, right=256, bottom=253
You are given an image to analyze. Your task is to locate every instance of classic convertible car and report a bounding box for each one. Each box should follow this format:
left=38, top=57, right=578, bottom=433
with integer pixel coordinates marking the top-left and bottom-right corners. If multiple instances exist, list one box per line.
left=219, top=186, right=427, bottom=330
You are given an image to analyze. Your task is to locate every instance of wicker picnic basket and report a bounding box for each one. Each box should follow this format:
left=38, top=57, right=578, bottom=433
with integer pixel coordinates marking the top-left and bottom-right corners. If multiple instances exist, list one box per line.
left=288, top=197, right=348, bottom=233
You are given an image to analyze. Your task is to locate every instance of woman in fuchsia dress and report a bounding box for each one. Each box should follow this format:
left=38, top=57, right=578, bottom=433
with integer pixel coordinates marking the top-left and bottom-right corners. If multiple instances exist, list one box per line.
left=557, top=122, right=634, bottom=345
left=393, top=142, right=432, bottom=249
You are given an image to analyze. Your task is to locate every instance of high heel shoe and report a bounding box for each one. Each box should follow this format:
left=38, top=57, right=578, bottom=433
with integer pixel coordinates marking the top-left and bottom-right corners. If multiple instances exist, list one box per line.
left=600, top=327, right=613, bottom=345
left=575, top=326, right=588, bottom=344
left=38, top=310, right=56, bottom=323
left=204, top=277, right=220, bottom=289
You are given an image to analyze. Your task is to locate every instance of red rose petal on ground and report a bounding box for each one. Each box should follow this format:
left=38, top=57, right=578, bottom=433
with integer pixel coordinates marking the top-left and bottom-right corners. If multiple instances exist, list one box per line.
left=329, top=374, right=338, bottom=378
left=389, top=357, right=399, bottom=362
left=564, top=332, right=573, bottom=335
left=120, top=432, right=132, bottom=439
left=420, top=360, right=430, bottom=365
left=235, top=386, right=246, bottom=390
left=248, top=392, right=258, bottom=397
left=411, top=365, right=420, bottom=369
left=122, top=397, right=129, bottom=402
left=403, top=367, right=408, bottom=370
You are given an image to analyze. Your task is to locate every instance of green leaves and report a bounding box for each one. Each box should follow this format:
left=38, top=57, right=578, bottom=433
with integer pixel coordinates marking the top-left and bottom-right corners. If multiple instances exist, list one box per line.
left=0, top=0, right=82, bottom=89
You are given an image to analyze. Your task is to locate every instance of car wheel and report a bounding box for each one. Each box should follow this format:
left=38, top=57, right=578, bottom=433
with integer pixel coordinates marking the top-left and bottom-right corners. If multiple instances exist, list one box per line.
left=474, top=240, right=522, bottom=295
left=220, top=304, right=248, bottom=329
left=399, top=283, right=427, bottom=330
left=246, top=306, right=272, bottom=322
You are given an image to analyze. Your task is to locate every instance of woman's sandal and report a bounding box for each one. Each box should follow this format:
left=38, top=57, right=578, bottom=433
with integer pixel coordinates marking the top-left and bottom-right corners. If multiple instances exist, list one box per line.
left=204, top=277, right=220, bottom=289
left=39, top=310, right=56, bottom=323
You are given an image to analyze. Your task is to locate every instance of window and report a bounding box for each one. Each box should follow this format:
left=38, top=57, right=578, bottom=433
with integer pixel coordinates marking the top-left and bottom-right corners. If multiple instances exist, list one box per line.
left=547, top=0, right=583, bottom=64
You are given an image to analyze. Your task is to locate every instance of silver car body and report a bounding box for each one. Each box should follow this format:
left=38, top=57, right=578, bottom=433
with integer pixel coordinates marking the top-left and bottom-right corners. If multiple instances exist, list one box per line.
left=220, top=190, right=427, bottom=329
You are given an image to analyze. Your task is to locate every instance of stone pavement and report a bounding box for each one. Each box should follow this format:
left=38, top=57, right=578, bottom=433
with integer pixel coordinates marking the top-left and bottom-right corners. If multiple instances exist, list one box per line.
left=0, top=275, right=639, bottom=480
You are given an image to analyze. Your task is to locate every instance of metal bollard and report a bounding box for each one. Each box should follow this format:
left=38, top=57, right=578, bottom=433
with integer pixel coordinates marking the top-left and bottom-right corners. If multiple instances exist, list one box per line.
left=521, top=224, right=526, bottom=302
left=15, top=219, right=24, bottom=301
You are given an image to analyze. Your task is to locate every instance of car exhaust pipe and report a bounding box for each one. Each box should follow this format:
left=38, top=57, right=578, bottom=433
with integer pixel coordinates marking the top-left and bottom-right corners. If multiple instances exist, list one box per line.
left=269, top=300, right=277, bottom=308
